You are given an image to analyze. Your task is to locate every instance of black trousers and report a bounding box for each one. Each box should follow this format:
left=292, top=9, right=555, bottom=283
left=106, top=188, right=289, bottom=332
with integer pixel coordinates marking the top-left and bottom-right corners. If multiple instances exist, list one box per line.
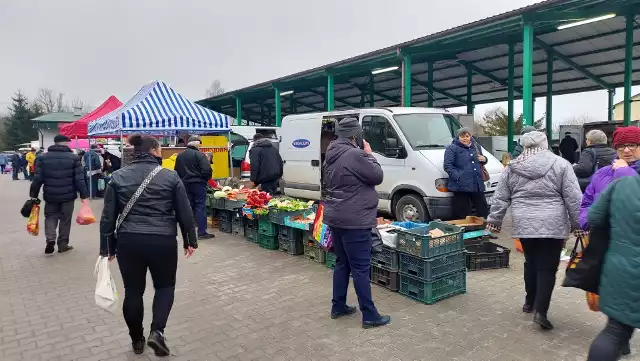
left=520, top=238, right=564, bottom=316
left=588, top=317, right=635, bottom=361
left=452, top=191, right=489, bottom=219
left=44, top=201, right=75, bottom=246
left=116, top=233, right=178, bottom=341
left=260, top=180, right=278, bottom=195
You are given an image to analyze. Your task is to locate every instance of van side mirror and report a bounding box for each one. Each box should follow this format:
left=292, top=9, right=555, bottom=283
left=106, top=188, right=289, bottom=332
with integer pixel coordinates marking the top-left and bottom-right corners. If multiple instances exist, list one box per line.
left=385, top=138, right=402, bottom=158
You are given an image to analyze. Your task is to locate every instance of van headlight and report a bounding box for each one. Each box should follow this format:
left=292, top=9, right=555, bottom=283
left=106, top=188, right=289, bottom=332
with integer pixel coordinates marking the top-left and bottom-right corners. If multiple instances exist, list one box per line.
left=435, top=178, right=448, bottom=193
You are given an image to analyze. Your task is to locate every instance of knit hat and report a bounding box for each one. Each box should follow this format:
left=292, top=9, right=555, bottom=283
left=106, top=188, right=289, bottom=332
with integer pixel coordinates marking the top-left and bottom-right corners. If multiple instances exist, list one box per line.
left=457, top=127, right=472, bottom=137
left=521, top=125, right=536, bottom=135
left=520, top=131, right=548, bottom=150
left=613, top=127, right=640, bottom=148
left=187, top=135, right=201, bottom=143
left=335, top=118, right=362, bottom=138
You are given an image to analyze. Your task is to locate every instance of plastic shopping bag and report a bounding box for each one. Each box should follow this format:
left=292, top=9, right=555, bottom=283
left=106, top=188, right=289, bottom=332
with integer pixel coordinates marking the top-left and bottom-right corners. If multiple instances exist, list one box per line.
left=27, top=204, right=40, bottom=236
left=97, top=178, right=106, bottom=192
left=514, top=238, right=523, bottom=253
left=94, top=257, right=119, bottom=313
left=76, top=200, right=96, bottom=225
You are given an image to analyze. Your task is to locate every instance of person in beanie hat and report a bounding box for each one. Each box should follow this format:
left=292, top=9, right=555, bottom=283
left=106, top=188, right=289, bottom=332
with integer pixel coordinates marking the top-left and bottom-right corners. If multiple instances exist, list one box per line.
left=30, top=134, right=89, bottom=254
left=579, top=126, right=640, bottom=230
left=174, top=135, right=214, bottom=240
left=249, top=133, right=283, bottom=195
left=443, top=127, right=489, bottom=219
left=511, top=125, right=537, bottom=158
left=323, top=117, right=390, bottom=329
left=486, top=131, right=582, bottom=331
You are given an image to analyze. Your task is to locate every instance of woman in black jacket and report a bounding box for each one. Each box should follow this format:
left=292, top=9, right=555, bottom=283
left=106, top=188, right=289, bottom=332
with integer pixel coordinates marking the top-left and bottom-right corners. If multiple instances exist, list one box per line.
left=100, top=134, right=197, bottom=357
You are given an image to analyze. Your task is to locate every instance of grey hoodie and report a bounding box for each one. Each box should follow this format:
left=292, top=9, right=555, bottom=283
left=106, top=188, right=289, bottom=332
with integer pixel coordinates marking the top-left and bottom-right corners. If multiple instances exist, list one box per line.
left=323, top=138, right=383, bottom=230
left=488, top=139, right=582, bottom=239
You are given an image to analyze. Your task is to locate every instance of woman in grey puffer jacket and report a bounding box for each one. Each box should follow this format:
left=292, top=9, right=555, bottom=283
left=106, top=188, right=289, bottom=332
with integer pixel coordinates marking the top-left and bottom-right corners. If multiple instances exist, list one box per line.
left=486, top=131, right=582, bottom=331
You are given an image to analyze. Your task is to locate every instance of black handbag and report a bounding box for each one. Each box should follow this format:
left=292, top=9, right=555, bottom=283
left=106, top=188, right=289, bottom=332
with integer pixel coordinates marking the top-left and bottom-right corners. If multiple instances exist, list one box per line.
left=371, top=228, right=383, bottom=254
left=20, top=198, right=40, bottom=218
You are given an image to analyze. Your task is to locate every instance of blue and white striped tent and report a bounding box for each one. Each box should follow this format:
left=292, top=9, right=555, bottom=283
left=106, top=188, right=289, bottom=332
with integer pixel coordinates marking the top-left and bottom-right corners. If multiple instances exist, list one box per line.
left=88, top=80, right=232, bottom=136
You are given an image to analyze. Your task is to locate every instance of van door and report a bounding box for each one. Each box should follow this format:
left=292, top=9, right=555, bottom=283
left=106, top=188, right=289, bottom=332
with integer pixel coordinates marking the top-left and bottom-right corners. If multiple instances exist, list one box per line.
left=281, top=115, right=323, bottom=200
left=360, top=114, right=407, bottom=213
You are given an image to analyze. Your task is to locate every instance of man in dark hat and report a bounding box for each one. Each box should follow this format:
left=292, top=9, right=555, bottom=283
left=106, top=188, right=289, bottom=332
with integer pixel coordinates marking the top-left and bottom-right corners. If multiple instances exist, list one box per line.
left=174, top=135, right=214, bottom=240
left=249, top=133, right=283, bottom=195
left=323, top=117, right=391, bottom=329
left=30, top=135, right=89, bottom=254
left=559, top=131, right=579, bottom=163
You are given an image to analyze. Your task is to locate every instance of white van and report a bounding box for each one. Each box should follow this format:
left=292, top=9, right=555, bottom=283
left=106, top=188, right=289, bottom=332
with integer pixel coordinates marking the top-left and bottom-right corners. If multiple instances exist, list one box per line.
left=279, top=107, right=503, bottom=222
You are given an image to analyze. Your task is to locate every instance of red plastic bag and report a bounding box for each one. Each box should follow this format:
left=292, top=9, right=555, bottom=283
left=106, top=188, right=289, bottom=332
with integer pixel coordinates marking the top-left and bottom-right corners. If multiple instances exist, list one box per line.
left=76, top=200, right=96, bottom=225
left=27, top=204, right=40, bottom=236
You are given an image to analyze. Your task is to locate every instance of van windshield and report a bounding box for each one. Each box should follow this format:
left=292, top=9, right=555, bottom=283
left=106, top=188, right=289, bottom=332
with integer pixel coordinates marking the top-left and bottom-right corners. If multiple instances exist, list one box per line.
left=393, top=113, right=461, bottom=149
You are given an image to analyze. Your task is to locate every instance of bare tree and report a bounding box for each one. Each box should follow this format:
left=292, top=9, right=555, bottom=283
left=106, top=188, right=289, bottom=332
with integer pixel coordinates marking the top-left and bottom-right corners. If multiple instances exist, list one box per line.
left=71, top=97, right=92, bottom=113
left=205, top=79, right=225, bottom=97
left=553, top=114, right=599, bottom=133
left=55, top=93, right=69, bottom=112
left=36, top=88, right=56, bottom=113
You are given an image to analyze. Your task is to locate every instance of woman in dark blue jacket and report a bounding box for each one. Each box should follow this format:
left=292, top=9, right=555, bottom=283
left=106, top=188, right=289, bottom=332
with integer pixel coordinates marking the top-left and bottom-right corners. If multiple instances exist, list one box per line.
left=443, top=128, right=488, bottom=219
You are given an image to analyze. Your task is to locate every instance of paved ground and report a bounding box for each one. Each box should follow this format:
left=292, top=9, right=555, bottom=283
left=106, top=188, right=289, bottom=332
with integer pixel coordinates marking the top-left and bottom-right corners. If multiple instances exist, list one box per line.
left=0, top=175, right=637, bottom=361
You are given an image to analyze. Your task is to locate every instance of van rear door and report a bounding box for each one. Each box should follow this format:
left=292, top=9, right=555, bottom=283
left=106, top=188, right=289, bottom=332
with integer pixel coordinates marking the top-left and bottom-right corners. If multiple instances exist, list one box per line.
left=281, top=114, right=322, bottom=200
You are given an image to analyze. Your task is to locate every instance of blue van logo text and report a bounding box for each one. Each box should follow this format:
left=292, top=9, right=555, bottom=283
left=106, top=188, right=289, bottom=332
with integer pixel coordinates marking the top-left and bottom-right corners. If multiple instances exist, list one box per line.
left=292, top=139, right=310, bottom=148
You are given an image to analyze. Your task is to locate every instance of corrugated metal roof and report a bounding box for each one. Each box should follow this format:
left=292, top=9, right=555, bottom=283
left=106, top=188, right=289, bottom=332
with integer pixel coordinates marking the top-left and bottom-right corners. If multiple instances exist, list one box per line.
left=199, top=0, right=640, bottom=124
left=31, top=112, right=84, bottom=123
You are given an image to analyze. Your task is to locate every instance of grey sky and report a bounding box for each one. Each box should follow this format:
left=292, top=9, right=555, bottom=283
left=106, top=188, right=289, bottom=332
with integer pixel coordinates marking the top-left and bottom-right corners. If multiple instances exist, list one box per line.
left=1, top=0, right=637, bottom=125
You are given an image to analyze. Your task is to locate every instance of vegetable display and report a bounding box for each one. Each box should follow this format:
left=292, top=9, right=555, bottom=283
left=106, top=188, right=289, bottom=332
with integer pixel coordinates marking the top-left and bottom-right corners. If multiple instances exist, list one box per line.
left=268, top=198, right=314, bottom=211
left=245, top=189, right=272, bottom=208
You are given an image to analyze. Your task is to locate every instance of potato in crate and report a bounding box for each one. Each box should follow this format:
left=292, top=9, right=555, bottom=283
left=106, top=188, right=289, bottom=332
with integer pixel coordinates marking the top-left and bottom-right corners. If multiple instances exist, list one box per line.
left=397, top=221, right=464, bottom=258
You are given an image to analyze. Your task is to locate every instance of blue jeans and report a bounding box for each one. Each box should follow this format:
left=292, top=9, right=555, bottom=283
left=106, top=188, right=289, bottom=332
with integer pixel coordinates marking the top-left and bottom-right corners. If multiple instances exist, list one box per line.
left=185, top=183, right=207, bottom=236
left=331, top=227, right=379, bottom=322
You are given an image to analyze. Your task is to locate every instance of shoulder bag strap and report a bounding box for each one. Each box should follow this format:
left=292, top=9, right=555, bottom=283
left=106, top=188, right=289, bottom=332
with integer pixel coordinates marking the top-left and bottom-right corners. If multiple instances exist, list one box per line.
left=115, top=166, right=163, bottom=233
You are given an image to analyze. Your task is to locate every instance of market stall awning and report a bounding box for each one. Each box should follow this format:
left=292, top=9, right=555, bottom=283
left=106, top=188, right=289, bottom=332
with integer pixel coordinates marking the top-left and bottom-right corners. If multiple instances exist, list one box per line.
left=59, top=96, right=122, bottom=138
left=88, top=80, right=232, bottom=136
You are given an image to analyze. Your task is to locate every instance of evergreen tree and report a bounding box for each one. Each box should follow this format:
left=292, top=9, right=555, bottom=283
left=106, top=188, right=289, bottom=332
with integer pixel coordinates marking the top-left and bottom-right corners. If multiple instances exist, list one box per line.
left=2, top=92, right=39, bottom=148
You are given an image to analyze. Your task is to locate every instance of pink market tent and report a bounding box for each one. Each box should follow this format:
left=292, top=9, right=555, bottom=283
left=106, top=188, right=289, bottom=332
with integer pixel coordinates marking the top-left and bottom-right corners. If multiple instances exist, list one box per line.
left=68, top=139, right=90, bottom=149
left=59, top=96, right=122, bottom=138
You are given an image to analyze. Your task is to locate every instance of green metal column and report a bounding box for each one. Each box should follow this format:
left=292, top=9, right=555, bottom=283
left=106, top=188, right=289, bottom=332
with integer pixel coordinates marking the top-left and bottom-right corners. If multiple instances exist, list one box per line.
left=507, top=43, right=515, bottom=153
left=624, top=15, right=634, bottom=126
left=608, top=89, right=616, bottom=121
left=546, top=55, right=553, bottom=142
left=427, top=62, right=434, bottom=107
left=274, top=87, right=281, bottom=127
left=327, top=73, right=335, bottom=111
left=368, top=75, right=375, bottom=107
left=523, top=22, right=534, bottom=126
left=466, top=66, right=473, bottom=115
left=403, top=53, right=412, bottom=107
left=235, top=97, right=242, bottom=125
left=360, top=92, right=365, bottom=108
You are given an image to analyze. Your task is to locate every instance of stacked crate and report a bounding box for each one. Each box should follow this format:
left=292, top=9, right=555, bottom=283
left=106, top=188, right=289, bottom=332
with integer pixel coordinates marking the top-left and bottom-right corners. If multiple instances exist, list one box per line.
left=370, top=246, right=400, bottom=291
left=277, top=224, right=304, bottom=255
left=396, top=222, right=466, bottom=304
left=219, top=210, right=233, bottom=234
left=303, top=231, right=325, bottom=264
left=244, top=218, right=259, bottom=244
left=257, top=216, right=278, bottom=250
left=231, top=210, right=244, bottom=237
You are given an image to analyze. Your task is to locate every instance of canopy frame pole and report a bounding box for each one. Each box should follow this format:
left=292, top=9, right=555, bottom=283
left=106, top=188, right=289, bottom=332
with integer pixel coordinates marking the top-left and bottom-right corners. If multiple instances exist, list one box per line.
left=608, top=89, right=616, bottom=121
left=466, top=66, right=474, bottom=115
left=402, top=53, right=412, bottom=107
left=624, top=14, right=634, bottom=126
left=427, top=62, right=434, bottom=108
left=507, top=43, right=515, bottom=153
left=546, top=54, right=553, bottom=143
left=523, top=22, right=534, bottom=126
left=274, top=87, right=282, bottom=127
left=228, top=131, right=233, bottom=179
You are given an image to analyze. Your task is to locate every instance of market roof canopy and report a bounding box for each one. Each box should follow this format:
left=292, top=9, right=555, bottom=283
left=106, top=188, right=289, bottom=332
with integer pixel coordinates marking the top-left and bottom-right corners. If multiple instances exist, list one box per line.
left=198, top=0, right=640, bottom=125
left=88, top=80, right=232, bottom=136
left=60, top=96, right=122, bottom=138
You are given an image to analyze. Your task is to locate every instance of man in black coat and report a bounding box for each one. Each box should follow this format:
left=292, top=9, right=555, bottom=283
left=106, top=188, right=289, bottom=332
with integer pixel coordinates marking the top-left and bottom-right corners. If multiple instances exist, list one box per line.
left=559, top=132, right=579, bottom=163
left=249, top=134, right=283, bottom=195
left=11, top=152, right=21, bottom=180
left=30, top=135, right=89, bottom=254
left=174, top=135, right=214, bottom=240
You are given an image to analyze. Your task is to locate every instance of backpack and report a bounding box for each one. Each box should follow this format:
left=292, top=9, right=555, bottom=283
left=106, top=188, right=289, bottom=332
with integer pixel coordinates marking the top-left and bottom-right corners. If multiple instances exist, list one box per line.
left=578, top=149, right=605, bottom=192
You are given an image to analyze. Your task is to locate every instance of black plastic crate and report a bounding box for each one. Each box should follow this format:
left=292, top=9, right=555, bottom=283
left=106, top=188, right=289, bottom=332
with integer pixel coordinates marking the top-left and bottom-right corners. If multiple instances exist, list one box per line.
left=232, top=223, right=245, bottom=237
left=278, top=225, right=303, bottom=242
left=232, top=211, right=244, bottom=227
left=398, top=251, right=466, bottom=281
left=220, top=220, right=232, bottom=234
left=225, top=199, right=244, bottom=210
left=325, top=251, right=337, bottom=269
left=304, top=243, right=326, bottom=264
left=465, top=241, right=511, bottom=271
left=371, top=246, right=399, bottom=270
left=370, top=265, right=400, bottom=292
left=258, top=234, right=278, bottom=250
left=245, top=218, right=259, bottom=230
left=219, top=210, right=233, bottom=223
left=399, top=270, right=466, bottom=305
left=212, top=197, right=225, bottom=210
left=278, top=237, right=304, bottom=255
left=245, top=228, right=258, bottom=243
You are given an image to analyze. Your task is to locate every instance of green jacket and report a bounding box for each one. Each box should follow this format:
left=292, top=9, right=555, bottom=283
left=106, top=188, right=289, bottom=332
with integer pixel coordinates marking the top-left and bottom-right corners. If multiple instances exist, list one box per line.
left=588, top=172, right=640, bottom=327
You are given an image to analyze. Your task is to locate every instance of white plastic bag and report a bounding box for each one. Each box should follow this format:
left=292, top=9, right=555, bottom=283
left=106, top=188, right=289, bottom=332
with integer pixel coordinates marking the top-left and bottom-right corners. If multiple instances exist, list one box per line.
left=94, top=257, right=119, bottom=313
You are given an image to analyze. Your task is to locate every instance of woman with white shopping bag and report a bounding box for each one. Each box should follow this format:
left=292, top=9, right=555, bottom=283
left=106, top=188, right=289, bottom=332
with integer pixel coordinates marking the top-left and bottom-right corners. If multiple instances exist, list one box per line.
left=99, top=134, right=198, bottom=357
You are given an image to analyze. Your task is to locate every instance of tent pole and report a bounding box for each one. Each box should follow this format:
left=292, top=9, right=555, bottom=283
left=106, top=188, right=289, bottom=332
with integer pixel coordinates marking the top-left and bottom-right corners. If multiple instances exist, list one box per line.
left=228, top=131, right=233, bottom=179
left=88, top=137, right=92, bottom=201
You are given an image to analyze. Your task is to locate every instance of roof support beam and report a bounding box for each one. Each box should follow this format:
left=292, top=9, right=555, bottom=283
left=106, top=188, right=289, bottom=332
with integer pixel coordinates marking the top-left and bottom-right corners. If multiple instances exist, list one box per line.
left=458, top=59, right=523, bottom=94
left=393, top=70, right=466, bottom=105
left=350, top=82, right=400, bottom=105
left=507, top=43, right=515, bottom=153
left=305, top=88, right=359, bottom=109
left=534, top=37, right=612, bottom=90
left=523, top=22, right=534, bottom=126
left=625, top=14, right=634, bottom=126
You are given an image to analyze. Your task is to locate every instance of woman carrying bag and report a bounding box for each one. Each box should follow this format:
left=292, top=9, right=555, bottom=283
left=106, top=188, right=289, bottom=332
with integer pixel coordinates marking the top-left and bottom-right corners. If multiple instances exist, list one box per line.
left=99, top=134, right=197, bottom=357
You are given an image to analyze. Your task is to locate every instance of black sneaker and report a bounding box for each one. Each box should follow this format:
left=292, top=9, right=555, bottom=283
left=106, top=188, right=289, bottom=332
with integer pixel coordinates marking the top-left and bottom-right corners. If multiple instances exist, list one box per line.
left=147, top=330, right=170, bottom=357
left=533, top=312, right=553, bottom=331
left=198, top=233, right=215, bottom=240
left=132, top=337, right=145, bottom=354
left=45, top=242, right=55, bottom=254
left=58, top=245, right=74, bottom=253
left=362, top=315, right=391, bottom=329
left=622, top=342, right=631, bottom=356
left=331, top=305, right=357, bottom=319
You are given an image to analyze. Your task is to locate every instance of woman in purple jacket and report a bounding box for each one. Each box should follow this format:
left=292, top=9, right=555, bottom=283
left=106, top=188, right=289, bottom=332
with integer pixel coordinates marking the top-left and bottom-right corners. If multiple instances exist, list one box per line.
left=580, top=127, right=640, bottom=230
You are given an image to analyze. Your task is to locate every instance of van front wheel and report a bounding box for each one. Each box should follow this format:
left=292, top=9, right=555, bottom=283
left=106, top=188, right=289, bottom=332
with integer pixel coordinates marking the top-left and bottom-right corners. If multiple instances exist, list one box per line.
left=395, top=194, right=429, bottom=223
